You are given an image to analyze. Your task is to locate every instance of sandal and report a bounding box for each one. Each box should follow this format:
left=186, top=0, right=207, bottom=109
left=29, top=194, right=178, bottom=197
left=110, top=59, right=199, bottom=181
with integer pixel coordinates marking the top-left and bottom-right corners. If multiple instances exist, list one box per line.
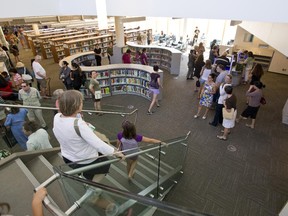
left=245, top=124, right=254, bottom=129
left=217, top=135, right=227, bottom=141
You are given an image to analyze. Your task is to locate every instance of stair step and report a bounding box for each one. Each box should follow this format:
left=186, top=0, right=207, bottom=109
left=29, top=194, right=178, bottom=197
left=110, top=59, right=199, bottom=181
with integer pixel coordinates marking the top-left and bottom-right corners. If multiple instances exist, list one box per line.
left=0, top=159, right=54, bottom=216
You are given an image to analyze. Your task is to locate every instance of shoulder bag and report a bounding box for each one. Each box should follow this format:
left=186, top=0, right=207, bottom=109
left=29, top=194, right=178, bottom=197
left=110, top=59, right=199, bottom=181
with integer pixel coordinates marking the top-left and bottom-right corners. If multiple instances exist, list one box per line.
left=222, top=108, right=235, bottom=120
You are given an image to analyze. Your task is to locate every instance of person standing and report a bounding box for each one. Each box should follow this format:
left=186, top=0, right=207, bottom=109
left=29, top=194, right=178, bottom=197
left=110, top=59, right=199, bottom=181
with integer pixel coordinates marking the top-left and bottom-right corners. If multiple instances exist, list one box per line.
left=217, top=85, right=237, bottom=140
left=18, top=83, right=47, bottom=129
left=4, top=106, right=28, bottom=150
left=117, top=120, right=161, bottom=180
left=192, top=27, right=200, bottom=46
left=140, top=48, right=148, bottom=65
left=186, top=49, right=197, bottom=80
left=194, top=74, right=216, bottom=119
left=23, top=120, right=52, bottom=151
left=122, top=49, right=132, bottom=64
left=32, top=55, right=47, bottom=97
left=209, top=74, right=232, bottom=127
left=236, top=81, right=264, bottom=129
left=242, top=51, right=255, bottom=84
left=59, top=61, right=72, bottom=90
left=71, top=63, right=86, bottom=91
left=107, top=42, right=113, bottom=64
left=94, top=44, right=102, bottom=66
left=147, top=65, right=162, bottom=114
left=89, top=71, right=102, bottom=115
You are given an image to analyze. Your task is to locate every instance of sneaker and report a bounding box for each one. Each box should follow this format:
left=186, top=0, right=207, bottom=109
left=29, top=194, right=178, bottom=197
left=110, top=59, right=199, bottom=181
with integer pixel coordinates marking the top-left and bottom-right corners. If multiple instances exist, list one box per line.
left=202, top=116, right=207, bottom=120
left=194, top=115, right=199, bottom=118
left=147, top=111, right=153, bottom=115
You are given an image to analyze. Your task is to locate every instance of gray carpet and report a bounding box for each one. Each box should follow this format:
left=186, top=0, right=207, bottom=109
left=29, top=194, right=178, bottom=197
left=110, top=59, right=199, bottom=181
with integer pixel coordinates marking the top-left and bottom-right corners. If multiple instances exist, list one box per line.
left=2, top=45, right=288, bottom=216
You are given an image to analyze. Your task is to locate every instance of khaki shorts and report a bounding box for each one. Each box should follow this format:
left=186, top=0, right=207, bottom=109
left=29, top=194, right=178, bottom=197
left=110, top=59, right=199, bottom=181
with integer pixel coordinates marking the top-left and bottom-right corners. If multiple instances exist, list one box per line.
left=36, top=79, right=47, bottom=88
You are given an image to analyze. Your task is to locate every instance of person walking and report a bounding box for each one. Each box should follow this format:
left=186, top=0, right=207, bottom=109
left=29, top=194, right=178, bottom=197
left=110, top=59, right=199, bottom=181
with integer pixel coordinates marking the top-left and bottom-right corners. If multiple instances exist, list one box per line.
left=117, top=120, right=162, bottom=180
left=32, top=55, right=47, bottom=97
left=147, top=65, right=163, bottom=115
left=18, top=83, right=47, bottom=129
left=89, top=71, right=103, bottom=115
left=107, top=42, right=113, bottom=64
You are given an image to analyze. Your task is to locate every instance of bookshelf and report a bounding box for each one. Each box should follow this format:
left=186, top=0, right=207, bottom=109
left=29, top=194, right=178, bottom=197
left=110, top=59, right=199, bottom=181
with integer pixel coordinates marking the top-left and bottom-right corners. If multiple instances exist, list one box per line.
left=126, top=42, right=182, bottom=75
left=38, top=30, right=87, bottom=59
left=63, top=34, right=114, bottom=57
left=60, top=52, right=163, bottom=100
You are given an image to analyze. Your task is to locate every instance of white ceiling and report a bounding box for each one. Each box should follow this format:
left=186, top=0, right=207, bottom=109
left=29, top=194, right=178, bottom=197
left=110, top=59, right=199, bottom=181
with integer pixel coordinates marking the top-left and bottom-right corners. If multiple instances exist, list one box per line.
left=0, top=0, right=287, bottom=24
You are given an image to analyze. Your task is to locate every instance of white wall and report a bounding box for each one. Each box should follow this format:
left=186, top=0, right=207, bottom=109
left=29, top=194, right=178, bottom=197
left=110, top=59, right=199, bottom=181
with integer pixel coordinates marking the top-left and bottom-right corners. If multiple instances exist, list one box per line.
left=240, top=21, right=288, bottom=57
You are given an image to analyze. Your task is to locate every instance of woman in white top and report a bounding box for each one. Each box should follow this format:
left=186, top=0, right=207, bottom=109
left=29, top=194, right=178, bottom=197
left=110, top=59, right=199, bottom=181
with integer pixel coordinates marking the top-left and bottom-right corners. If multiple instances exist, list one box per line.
left=53, top=90, right=124, bottom=182
left=198, top=59, right=212, bottom=98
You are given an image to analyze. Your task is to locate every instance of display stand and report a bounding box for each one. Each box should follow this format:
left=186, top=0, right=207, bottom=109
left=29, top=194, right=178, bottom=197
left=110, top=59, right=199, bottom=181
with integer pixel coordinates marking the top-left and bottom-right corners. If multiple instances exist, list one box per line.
left=60, top=52, right=163, bottom=100
left=126, top=42, right=182, bottom=75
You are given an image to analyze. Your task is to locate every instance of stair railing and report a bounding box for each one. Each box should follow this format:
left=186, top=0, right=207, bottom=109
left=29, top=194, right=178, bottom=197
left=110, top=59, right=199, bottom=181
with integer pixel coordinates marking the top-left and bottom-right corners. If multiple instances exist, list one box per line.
left=35, top=132, right=191, bottom=215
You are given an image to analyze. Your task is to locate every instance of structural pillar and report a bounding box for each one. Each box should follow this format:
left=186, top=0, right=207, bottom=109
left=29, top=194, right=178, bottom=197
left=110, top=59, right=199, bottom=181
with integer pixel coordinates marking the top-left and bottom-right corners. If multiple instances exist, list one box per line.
left=95, top=0, right=108, bottom=29
left=32, top=24, right=40, bottom=35
left=111, top=16, right=125, bottom=64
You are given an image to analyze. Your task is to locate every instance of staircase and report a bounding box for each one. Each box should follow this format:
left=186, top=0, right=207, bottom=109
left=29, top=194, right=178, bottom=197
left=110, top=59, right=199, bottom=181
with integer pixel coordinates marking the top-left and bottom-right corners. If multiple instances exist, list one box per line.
left=0, top=134, right=196, bottom=216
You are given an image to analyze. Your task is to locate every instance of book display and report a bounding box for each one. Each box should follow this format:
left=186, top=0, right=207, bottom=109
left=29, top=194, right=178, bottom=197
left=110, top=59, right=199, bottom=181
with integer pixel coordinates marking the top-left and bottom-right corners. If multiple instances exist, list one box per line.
left=60, top=52, right=163, bottom=100
left=126, top=42, right=182, bottom=75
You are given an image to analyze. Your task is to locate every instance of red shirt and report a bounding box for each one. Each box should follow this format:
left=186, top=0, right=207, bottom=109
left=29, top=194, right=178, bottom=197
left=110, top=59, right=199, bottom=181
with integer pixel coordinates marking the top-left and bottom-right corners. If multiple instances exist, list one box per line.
left=122, top=53, right=131, bottom=64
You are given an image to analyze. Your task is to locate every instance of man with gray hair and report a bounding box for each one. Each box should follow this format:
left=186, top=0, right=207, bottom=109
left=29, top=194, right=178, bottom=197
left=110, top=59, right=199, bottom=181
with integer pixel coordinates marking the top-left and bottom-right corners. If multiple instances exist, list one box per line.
left=32, top=55, right=47, bottom=97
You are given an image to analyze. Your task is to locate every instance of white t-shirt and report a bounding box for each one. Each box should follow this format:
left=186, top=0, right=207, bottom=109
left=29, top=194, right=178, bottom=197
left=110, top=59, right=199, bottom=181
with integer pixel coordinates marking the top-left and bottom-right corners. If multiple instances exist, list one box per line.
left=32, top=61, right=46, bottom=79
left=27, top=129, right=52, bottom=151
left=200, top=68, right=212, bottom=81
left=218, top=83, right=232, bottom=104
left=53, top=113, right=114, bottom=164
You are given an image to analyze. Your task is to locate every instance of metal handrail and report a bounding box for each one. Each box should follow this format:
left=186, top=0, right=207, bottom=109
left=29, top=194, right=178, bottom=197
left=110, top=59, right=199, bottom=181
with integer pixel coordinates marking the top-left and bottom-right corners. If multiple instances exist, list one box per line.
left=35, top=132, right=190, bottom=215
left=0, top=103, right=138, bottom=116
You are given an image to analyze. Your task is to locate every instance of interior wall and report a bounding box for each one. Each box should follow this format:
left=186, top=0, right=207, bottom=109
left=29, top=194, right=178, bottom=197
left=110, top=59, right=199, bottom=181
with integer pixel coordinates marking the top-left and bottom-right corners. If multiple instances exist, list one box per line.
left=233, top=26, right=274, bottom=56
left=240, top=21, right=288, bottom=57
left=269, top=51, right=288, bottom=75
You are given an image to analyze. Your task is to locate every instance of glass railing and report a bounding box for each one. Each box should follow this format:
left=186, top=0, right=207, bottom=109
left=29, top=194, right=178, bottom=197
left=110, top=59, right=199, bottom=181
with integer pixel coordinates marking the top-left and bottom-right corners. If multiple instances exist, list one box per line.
left=35, top=133, right=195, bottom=215
left=0, top=102, right=138, bottom=146
left=51, top=168, right=210, bottom=216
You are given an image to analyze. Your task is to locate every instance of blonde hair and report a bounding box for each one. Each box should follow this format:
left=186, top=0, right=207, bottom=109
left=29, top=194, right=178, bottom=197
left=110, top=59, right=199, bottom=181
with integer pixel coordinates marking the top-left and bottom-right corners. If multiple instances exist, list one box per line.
left=53, top=89, right=64, bottom=99
left=59, top=90, right=83, bottom=116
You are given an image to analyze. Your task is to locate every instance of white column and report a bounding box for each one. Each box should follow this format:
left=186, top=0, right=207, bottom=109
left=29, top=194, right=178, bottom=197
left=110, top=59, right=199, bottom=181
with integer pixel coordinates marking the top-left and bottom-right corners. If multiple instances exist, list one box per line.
left=32, top=24, right=40, bottom=35
left=114, top=16, right=125, bottom=47
left=95, top=0, right=108, bottom=29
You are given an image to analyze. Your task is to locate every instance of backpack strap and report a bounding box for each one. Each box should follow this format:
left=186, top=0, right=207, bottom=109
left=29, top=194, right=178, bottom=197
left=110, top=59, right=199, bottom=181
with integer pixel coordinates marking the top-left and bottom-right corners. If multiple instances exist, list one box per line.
left=73, top=118, right=82, bottom=138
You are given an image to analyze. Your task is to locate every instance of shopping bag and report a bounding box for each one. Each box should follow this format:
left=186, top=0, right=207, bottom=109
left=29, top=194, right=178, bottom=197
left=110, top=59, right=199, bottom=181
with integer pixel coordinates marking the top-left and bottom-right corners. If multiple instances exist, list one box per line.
left=2, top=129, right=18, bottom=148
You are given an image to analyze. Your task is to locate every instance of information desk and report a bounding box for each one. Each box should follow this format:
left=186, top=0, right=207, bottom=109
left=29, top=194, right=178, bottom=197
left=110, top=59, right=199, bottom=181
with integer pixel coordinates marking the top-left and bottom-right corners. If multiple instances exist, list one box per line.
left=60, top=52, right=163, bottom=100
left=126, top=41, right=182, bottom=75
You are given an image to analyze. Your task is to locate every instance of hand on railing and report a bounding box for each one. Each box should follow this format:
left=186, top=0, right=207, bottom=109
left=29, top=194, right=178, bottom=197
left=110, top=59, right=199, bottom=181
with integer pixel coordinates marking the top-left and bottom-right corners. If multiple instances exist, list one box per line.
left=114, top=151, right=125, bottom=161
left=160, top=142, right=168, bottom=147
left=32, top=187, right=47, bottom=216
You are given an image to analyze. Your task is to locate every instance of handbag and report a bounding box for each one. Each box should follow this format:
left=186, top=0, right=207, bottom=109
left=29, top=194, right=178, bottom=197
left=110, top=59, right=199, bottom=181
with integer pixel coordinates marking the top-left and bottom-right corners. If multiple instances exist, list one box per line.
left=260, top=97, right=266, bottom=105
left=2, top=128, right=18, bottom=148
left=222, top=108, right=235, bottom=120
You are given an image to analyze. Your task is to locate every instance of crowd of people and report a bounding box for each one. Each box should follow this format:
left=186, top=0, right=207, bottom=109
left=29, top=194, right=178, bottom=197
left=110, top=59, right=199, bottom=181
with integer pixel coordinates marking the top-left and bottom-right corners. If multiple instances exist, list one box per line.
left=187, top=44, right=265, bottom=141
